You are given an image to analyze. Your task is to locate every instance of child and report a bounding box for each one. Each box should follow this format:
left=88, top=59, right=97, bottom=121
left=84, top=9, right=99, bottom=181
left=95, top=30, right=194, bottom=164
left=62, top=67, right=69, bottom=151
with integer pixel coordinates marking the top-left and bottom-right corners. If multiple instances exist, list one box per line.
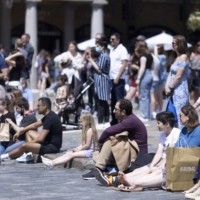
left=53, top=74, right=68, bottom=113
left=115, top=112, right=180, bottom=191
left=41, top=112, right=98, bottom=167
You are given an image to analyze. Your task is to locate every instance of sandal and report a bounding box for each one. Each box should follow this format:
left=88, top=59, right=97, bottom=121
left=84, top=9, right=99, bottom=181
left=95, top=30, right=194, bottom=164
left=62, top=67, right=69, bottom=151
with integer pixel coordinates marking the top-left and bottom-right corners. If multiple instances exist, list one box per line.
left=119, top=186, right=143, bottom=192
left=113, top=184, right=125, bottom=191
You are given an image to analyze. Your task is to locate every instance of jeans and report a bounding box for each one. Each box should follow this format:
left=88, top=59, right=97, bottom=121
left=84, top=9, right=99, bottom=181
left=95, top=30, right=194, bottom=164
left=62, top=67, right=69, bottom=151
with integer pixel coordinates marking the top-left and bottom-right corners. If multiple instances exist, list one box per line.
left=0, top=141, right=25, bottom=155
left=0, top=142, right=9, bottom=155
left=98, top=99, right=109, bottom=124
left=5, top=140, right=25, bottom=153
left=139, top=69, right=153, bottom=119
left=111, top=79, right=125, bottom=125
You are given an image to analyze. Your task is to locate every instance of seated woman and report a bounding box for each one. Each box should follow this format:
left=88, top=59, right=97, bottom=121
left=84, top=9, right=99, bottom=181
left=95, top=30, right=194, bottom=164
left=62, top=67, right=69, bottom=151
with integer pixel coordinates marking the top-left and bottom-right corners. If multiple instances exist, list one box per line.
left=41, top=112, right=98, bottom=167
left=5, top=97, right=37, bottom=155
left=115, top=104, right=200, bottom=192
left=0, top=98, right=16, bottom=155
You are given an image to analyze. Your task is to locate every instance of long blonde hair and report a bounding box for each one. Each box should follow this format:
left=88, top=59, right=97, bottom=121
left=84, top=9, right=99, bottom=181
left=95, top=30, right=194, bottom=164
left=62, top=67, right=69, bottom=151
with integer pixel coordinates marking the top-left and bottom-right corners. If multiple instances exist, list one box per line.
left=80, top=113, right=98, bottom=151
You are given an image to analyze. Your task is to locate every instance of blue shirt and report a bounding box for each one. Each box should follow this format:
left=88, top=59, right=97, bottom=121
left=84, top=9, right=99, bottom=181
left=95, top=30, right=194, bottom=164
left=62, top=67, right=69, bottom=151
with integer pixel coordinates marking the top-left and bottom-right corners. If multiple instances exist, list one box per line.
left=175, top=125, right=200, bottom=147
left=0, top=58, right=7, bottom=86
left=21, top=87, right=34, bottom=102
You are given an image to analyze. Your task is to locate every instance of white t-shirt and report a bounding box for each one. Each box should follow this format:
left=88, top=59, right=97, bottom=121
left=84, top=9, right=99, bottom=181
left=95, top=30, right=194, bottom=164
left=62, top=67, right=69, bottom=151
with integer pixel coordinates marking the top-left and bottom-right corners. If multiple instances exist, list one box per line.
left=55, top=51, right=83, bottom=83
left=109, top=44, right=128, bottom=80
left=151, top=54, right=160, bottom=81
left=159, top=127, right=180, bottom=159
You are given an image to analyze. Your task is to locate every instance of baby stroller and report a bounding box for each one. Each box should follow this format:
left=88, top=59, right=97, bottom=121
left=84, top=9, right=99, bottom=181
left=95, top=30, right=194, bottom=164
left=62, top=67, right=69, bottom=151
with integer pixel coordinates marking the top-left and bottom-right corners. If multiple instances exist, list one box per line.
left=61, top=77, right=94, bottom=130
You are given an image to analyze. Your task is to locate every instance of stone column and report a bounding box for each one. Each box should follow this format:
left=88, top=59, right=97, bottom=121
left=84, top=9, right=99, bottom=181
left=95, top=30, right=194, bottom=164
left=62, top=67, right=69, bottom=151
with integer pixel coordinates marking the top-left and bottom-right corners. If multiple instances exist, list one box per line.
left=0, top=0, right=13, bottom=52
left=90, top=0, right=108, bottom=39
left=64, top=4, right=75, bottom=50
left=25, top=0, right=41, bottom=89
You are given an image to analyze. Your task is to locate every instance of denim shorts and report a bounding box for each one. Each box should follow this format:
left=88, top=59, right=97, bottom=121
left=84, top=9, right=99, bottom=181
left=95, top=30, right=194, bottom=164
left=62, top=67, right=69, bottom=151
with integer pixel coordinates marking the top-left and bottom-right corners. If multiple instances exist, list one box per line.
left=151, top=81, right=159, bottom=93
left=82, top=149, right=93, bottom=158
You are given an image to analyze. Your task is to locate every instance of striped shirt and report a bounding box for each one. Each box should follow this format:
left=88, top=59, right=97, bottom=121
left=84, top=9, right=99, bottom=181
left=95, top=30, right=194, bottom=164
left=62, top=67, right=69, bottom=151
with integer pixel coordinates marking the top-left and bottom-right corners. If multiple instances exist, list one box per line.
left=94, top=52, right=111, bottom=101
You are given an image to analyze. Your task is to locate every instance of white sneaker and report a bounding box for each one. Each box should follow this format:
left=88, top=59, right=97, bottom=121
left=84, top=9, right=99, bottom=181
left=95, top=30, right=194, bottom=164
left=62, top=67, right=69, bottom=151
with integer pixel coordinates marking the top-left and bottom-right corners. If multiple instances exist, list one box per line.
left=16, top=152, right=34, bottom=163
left=41, top=156, right=54, bottom=168
left=139, top=117, right=149, bottom=122
left=96, top=123, right=105, bottom=129
left=93, top=111, right=97, bottom=118
left=104, top=122, right=110, bottom=128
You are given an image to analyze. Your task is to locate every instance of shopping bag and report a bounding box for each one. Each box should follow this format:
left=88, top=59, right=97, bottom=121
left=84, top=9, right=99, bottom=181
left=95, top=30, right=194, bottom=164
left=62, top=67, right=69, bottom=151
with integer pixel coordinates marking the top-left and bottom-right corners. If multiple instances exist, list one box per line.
left=0, top=123, right=10, bottom=141
left=165, top=96, right=178, bottom=122
left=166, top=146, right=200, bottom=191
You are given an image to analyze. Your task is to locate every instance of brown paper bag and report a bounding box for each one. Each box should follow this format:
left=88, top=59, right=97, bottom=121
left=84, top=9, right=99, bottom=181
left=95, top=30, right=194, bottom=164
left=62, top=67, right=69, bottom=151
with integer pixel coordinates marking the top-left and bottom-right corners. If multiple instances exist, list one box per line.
left=166, top=147, right=200, bottom=191
left=0, top=123, right=10, bottom=141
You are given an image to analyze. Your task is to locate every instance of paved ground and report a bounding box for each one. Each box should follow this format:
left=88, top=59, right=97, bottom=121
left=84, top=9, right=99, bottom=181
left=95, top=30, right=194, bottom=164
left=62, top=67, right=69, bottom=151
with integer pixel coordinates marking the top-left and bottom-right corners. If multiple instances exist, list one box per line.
left=0, top=92, right=187, bottom=199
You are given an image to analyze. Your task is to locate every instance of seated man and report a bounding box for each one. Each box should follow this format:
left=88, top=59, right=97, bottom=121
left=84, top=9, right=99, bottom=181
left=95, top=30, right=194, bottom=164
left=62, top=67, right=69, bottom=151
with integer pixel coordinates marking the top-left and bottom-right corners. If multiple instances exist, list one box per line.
left=92, top=99, right=148, bottom=185
left=5, top=97, right=37, bottom=154
left=1, top=97, right=63, bottom=163
left=115, top=112, right=180, bottom=191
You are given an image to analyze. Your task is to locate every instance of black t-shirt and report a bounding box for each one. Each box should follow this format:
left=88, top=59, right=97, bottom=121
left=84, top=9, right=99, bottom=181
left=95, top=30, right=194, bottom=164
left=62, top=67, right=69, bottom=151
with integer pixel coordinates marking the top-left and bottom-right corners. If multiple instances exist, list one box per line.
left=0, top=112, right=16, bottom=138
left=9, top=60, right=22, bottom=81
left=19, top=115, right=37, bottom=140
left=41, top=111, right=62, bottom=148
left=139, top=52, right=153, bottom=70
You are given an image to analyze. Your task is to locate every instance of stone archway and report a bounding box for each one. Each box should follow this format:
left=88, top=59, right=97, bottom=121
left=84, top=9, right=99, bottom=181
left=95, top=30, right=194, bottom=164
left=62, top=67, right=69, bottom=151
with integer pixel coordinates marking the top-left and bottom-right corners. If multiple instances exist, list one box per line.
left=11, top=22, right=63, bottom=53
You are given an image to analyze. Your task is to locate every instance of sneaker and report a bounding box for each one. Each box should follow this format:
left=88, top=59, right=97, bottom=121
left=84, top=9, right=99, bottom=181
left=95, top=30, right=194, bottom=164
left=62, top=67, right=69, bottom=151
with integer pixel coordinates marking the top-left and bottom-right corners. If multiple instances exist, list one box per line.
left=139, top=117, right=149, bottom=122
left=16, top=153, right=34, bottom=163
left=41, top=156, right=54, bottom=168
left=96, top=123, right=105, bottom=130
left=104, top=122, right=110, bottom=128
left=93, top=167, right=111, bottom=186
left=81, top=169, right=95, bottom=180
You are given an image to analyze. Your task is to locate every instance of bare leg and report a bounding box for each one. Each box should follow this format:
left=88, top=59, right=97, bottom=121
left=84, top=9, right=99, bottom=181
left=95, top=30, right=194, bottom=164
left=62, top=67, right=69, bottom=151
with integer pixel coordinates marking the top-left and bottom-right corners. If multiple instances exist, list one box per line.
left=40, top=77, right=46, bottom=93
left=118, top=166, right=150, bottom=186
left=26, top=130, right=40, bottom=142
left=184, top=180, right=200, bottom=194
left=132, top=168, right=163, bottom=189
left=9, top=143, right=41, bottom=159
left=194, top=88, right=199, bottom=103
left=125, top=87, right=137, bottom=101
left=43, top=151, right=86, bottom=167
left=151, top=92, right=158, bottom=114
left=157, top=85, right=163, bottom=111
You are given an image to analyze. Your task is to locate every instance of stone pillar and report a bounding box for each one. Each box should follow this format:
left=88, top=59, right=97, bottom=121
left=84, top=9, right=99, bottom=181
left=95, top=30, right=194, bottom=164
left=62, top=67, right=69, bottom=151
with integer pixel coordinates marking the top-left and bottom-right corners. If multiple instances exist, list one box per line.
left=0, top=0, right=13, bottom=52
left=25, top=0, right=41, bottom=89
left=90, top=0, right=108, bottom=39
left=64, top=4, right=75, bottom=50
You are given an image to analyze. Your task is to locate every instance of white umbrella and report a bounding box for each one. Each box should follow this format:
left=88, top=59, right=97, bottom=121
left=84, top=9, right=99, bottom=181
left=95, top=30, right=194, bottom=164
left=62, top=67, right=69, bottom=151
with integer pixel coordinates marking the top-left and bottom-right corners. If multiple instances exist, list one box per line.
left=78, top=38, right=111, bottom=51
left=77, top=38, right=96, bottom=51
left=145, top=32, right=192, bottom=50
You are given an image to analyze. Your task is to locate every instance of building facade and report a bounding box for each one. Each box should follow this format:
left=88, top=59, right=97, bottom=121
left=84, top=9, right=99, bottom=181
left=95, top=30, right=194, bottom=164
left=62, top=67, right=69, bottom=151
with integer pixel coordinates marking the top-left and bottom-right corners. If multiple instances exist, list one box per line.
left=0, top=0, right=199, bottom=53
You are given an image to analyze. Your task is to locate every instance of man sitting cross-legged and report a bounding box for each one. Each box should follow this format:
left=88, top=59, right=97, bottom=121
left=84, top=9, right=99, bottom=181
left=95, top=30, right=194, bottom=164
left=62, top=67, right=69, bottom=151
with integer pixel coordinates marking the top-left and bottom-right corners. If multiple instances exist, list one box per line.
left=1, top=97, right=63, bottom=163
left=91, top=99, right=148, bottom=186
left=115, top=111, right=180, bottom=191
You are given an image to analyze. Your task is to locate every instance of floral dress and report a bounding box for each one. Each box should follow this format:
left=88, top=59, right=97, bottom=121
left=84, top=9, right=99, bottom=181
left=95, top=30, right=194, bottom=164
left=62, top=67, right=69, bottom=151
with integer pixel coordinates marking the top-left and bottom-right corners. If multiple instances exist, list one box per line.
left=168, top=61, right=190, bottom=129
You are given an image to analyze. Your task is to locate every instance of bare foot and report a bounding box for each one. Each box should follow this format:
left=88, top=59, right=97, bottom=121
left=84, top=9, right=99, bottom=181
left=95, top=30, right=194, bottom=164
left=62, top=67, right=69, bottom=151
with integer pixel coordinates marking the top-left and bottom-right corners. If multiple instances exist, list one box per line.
left=183, top=185, right=199, bottom=194
left=118, top=171, right=133, bottom=187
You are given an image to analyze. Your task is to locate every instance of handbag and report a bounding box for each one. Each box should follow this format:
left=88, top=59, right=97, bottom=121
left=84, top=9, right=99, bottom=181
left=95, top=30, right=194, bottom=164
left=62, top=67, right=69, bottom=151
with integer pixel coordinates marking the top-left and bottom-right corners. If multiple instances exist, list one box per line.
left=166, top=137, right=200, bottom=191
left=0, top=123, right=10, bottom=141
left=165, top=96, right=178, bottom=122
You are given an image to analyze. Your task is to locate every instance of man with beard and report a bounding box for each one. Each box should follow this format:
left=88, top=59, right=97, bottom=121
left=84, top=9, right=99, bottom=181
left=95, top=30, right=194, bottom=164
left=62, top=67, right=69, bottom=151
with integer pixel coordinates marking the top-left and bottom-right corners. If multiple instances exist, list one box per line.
left=1, top=97, right=62, bottom=163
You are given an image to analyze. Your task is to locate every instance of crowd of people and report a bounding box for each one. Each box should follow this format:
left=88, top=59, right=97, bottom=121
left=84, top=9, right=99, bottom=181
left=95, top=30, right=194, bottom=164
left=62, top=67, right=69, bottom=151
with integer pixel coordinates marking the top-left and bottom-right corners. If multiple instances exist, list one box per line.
left=1, top=31, right=200, bottom=198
